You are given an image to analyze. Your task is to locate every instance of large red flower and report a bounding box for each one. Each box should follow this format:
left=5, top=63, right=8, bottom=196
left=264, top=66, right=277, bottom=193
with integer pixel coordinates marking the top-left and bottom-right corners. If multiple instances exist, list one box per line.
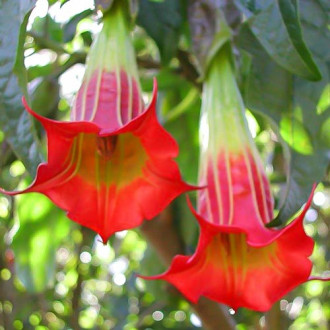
left=2, top=79, right=192, bottom=242
left=1, top=3, right=192, bottom=242
left=142, top=49, right=317, bottom=311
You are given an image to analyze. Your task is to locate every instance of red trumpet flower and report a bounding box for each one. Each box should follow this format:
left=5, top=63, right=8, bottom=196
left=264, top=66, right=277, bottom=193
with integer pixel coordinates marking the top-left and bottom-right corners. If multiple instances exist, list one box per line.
left=1, top=2, right=192, bottom=242
left=142, top=49, right=316, bottom=311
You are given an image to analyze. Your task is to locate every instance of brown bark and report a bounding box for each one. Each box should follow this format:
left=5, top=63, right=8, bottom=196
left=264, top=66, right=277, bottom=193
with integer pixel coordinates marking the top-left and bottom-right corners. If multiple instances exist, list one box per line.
left=0, top=248, right=15, bottom=330
left=265, top=301, right=286, bottom=330
left=70, top=227, right=93, bottom=330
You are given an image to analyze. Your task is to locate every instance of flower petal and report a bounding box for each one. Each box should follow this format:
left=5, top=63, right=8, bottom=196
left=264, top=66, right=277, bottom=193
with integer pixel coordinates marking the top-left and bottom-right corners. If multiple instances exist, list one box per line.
left=1, top=82, right=194, bottom=242
left=198, top=149, right=278, bottom=245
left=141, top=191, right=314, bottom=312
left=72, top=70, right=144, bottom=131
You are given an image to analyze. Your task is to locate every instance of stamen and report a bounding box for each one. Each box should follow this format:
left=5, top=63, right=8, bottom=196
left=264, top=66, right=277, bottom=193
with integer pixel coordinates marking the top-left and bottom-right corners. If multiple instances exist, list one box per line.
left=96, top=136, right=118, bottom=159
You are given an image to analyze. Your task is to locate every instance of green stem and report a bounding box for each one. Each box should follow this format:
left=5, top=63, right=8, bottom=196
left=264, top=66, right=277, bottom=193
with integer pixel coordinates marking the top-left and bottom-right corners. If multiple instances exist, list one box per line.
left=85, top=0, right=139, bottom=81
left=27, top=31, right=68, bottom=54
left=165, top=88, right=200, bottom=122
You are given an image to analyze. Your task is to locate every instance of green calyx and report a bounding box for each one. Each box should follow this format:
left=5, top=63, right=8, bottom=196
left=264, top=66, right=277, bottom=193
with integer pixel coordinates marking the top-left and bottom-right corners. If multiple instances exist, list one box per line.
left=84, top=0, right=139, bottom=83
left=199, top=46, right=255, bottom=156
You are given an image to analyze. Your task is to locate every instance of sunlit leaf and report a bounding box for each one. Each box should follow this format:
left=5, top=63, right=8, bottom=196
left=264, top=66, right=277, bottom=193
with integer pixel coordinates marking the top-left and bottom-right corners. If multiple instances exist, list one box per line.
left=30, top=77, right=60, bottom=118
left=238, top=0, right=321, bottom=80
left=161, top=77, right=200, bottom=184
left=279, top=114, right=314, bottom=155
left=137, top=0, right=184, bottom=64
left=12, top=193, right=71, bottom=292
left=63, top=9, right=93, bottom=43
left=32, top=14, right=63, bottom=44
left=238, top=0, right=329, bottom=226
left=0, top=0, right=42, bottom=175
left=27, top=63, right=55, bottom=81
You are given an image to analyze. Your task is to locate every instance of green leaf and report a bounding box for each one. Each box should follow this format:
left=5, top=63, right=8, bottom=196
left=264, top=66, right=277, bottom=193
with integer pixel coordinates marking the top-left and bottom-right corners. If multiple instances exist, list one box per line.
left=238, top=0, right=329, bottom=226
left=80, top=30, right=93, bottom=46
left=279, top=114, right=314, bottom=155
left=164, top=106, right=200, bottom=185
left=30, top=77, right=60, bottom=118
left=63, top=9, right=93, bottom=43
left=159, top=73, right=200, bottom=184
left=0, top=1, right=42, bottom=175
left=173, top=195, right=199, bottom=249
left=27, top=63, right=55, bottom=81
left=137, top=0, right=184, bottom=65
left=31, top=14, right=63, bottom=44
left=12, top=193, right=71, bottom=292
left=243, top=0, right=321, bottom=81
left=60, top=0, right=70, bottom=6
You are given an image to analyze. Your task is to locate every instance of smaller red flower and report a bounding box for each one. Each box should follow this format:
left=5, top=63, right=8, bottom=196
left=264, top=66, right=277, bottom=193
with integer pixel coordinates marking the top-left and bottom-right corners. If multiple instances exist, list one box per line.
left=142, top=193, right=314, bottom=312
left=141, top=49, right=320, bottom=311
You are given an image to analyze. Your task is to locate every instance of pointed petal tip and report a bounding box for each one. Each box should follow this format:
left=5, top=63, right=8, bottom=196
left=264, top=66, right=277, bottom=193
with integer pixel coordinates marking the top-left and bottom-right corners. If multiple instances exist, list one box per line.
left=150, top=84, right=157, bottom=110
left=137, top=273, right=165, bottom=281
left=185, top=195, right=212, bottom=230
left=22, top=95, right=27, bottom=106
left=182, top=182, right=201, bottom=194
left=267, top=183, right=317, bottom=228
left=185, top=195, right=239, bottom=234
left=22, top=96, right=44, bottom=121
left=186, top=195, right=202, bottom=224
left=99, top=235, right=109, bottom=245
left=288, top=183, right=317, bottom=227
left=186, top=184, right=207, bottom=193
left=0, top=186, right=25, bottom=196
left=152, top=77, right=158, bottom=92
left=137, top=272, right=201, bottom=304
left=145, top=78, right=158, bottom=113
left=308, top=275, right=330, bottom=282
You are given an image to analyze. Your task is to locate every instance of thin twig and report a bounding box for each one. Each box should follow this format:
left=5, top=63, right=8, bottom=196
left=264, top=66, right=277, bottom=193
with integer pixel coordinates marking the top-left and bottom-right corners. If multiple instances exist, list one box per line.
left=265, top=301, right=286, bottom=330
left=137, top=57, right=161, bottom=70
left=0, top=247, right=15, bottom=330
left=176, top=49, right=202, bottom=90
left=70, top=227, right=92, bottom=329
left=27, top=32, right=201, bottom=89
left=27, top=31, right=68, bottom=54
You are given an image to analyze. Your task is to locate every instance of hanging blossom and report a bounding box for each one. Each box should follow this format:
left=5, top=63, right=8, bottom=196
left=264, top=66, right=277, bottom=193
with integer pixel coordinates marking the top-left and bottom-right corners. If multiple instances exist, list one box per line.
left=142, top=48, right=318, bottom=311
left=1, top=2, right=192, bottom=243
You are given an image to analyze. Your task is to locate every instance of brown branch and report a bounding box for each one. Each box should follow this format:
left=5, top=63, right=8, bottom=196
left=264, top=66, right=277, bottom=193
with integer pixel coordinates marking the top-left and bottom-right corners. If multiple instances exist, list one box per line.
left=140, top=207, right=236, bottom=330
left=136, top=301, right=167, bottom=328
left=0, top=246, right=16, bottom=330
left=27, top=30, right=161, bottom=72
left=52, top=52, right=86, bottom=79
left=71, top=270, right=83, bottom=330
left=177, top=49, right=202, bottom=90
left=137, top=57, right=161, bottom=70
left=70, top=227, right=93, bottom=330
left=27, top=31, right=201, bottom=89
left=0, top=259, right=12, bottom=330
left=265, top=301, right=287, bottom=330
left=27, top=31, right=68, bottom=54
left=0, top=208, right=17, bottom=330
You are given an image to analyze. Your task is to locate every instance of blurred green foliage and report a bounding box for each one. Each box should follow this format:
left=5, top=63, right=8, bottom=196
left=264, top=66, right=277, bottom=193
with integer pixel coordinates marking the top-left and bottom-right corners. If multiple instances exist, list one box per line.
left=0, top=0, right=329, bottom=329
